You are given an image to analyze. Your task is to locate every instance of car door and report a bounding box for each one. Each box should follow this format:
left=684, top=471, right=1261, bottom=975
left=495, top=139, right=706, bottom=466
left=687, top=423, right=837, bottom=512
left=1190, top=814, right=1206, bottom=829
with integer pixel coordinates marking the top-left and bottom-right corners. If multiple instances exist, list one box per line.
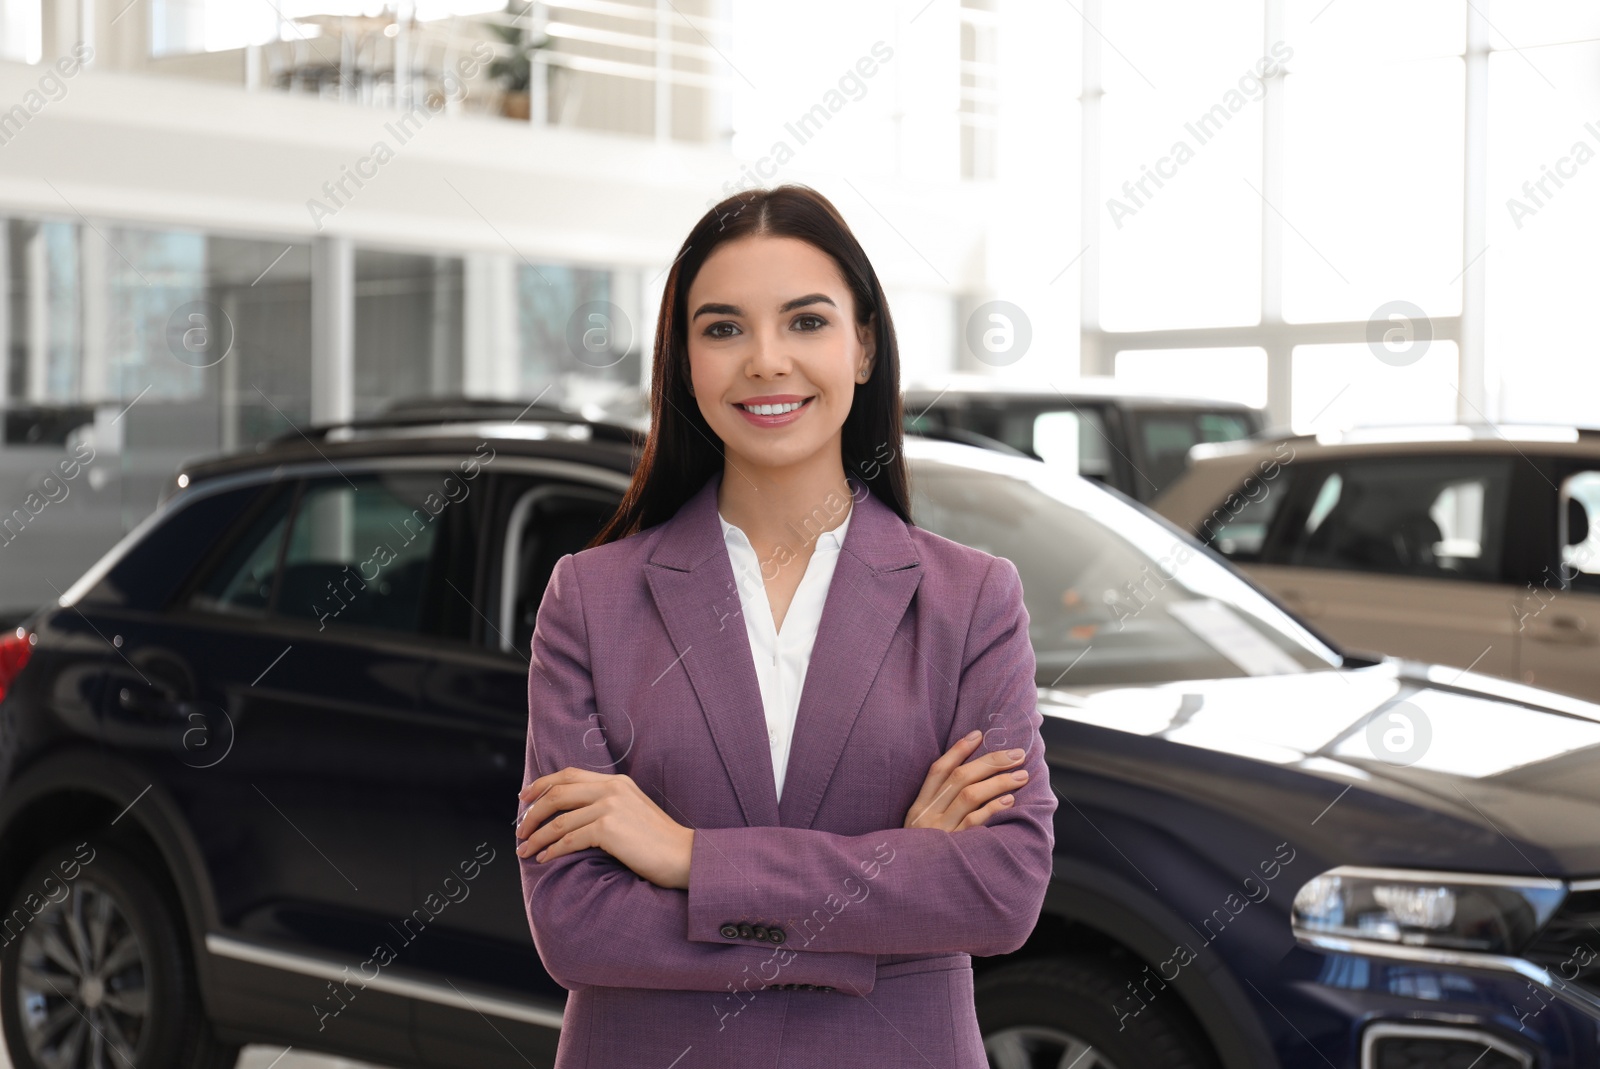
left=1235, top=454, right=1522, bottom=680
left=140, top=461, right=483, bottom=1060
left=405, top=463, right=626, bottom=1069
left=1516, top=465, right=1600, bottom=701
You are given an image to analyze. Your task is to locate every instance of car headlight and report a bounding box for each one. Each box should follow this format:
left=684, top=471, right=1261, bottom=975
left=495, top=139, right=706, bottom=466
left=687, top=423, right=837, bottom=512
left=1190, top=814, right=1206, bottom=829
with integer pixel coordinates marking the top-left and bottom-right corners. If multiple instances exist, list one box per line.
left=1291, top=866, right=1566, bottom=956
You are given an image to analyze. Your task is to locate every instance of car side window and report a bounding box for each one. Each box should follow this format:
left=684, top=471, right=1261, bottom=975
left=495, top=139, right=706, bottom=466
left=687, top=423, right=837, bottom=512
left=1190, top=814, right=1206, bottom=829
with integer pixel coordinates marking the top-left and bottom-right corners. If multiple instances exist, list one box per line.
left=271, top=470, right=480, bottom=640
left=1133, top=410, right=1256, bottom=498
left=496, top=480, right=621, bottom=657
left=1270, top=457, right=1513, bottom=581
left=186, top=484, right=296, bottom=616
left=1198, top=468, right=1292, bottom=562
left=966, top=405, right=1114, bottom=485
left=1559, top=471, right=1600, bottom=593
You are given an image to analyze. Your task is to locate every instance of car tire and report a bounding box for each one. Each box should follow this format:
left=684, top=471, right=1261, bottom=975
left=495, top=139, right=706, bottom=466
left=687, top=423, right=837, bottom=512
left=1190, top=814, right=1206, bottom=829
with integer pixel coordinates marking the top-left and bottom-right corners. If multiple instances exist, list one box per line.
left=975, top=956, right=1219, bottom=1069
left=0, top=837, right=242, bottom=1069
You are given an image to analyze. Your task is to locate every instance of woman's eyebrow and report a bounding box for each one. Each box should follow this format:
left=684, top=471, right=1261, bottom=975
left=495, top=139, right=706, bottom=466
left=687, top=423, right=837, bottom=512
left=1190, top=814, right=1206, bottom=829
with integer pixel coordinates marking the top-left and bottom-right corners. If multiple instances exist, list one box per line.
left=691, top=293, right=837, bottom=319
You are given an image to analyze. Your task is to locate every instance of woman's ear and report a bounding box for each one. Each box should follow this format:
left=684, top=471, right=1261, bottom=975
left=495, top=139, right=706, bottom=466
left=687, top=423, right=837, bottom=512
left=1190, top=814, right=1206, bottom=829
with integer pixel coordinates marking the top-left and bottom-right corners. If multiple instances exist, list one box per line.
left=857, top=318, right=877, bottom=383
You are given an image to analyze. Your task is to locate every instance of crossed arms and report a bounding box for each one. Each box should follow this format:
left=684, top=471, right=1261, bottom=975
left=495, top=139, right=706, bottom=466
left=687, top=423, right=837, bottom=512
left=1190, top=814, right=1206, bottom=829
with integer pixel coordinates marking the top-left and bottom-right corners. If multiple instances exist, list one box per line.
left=519, top=551, right=1056, bottom=997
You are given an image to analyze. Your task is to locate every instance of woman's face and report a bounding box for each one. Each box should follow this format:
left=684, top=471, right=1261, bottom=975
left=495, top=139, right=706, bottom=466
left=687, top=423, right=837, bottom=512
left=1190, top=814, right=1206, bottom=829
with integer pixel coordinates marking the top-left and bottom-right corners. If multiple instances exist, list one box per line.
left=684, top=234, right=875, bottom=473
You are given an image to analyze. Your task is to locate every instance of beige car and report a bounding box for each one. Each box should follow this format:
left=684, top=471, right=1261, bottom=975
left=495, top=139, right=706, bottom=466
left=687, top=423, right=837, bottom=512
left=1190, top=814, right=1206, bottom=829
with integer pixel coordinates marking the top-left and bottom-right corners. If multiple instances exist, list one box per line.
left=1152, top=424, right=1600, bottom=702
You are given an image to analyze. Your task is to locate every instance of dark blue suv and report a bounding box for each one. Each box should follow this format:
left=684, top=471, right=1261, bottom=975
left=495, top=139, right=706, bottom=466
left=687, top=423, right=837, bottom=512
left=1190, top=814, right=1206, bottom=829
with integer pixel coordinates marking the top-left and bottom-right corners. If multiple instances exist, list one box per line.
left=1, top=408, right=1596, bottom=1069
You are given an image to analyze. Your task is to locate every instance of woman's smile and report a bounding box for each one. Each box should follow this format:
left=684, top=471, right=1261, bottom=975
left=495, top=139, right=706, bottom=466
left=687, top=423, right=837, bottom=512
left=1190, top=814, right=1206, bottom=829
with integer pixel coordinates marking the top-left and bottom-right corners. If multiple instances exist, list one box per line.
left=732, top=394, right=816, bottom=427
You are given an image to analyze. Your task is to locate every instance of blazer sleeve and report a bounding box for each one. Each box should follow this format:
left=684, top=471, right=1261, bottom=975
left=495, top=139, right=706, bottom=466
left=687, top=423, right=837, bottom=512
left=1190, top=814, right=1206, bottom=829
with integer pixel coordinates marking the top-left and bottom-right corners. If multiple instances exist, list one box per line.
left=684, top=554, right=1056, bottom=959
left=520, top=553, right=881, bottom=996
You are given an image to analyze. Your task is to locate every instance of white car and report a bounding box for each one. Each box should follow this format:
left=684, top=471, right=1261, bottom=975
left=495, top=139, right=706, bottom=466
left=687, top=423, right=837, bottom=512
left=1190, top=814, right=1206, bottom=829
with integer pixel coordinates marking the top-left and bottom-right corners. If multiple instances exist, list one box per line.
left=1152, top=424, right=1600, bottom=702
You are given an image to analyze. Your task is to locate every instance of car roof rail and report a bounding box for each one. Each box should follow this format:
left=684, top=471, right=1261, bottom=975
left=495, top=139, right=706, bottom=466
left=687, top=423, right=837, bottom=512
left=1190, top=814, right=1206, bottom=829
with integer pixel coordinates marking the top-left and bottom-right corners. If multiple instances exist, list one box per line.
left=264, top=397, right=644, bottom=448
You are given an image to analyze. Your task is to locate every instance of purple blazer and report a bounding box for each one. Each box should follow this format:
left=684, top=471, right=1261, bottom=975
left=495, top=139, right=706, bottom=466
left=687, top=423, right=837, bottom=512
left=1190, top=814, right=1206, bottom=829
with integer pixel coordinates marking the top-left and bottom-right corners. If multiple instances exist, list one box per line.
left=520, top=468, right=1056, bottom=1068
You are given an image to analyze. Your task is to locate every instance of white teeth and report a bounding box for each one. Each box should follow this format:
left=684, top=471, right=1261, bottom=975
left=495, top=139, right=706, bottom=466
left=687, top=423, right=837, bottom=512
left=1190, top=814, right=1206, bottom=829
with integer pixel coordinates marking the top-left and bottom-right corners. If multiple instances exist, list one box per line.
left=741, top=401, right=804, bottom=415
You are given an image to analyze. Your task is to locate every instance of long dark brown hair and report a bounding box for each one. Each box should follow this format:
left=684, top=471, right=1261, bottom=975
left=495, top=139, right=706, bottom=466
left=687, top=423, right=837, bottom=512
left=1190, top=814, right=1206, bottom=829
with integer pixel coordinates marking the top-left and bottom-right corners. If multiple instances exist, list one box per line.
left=587, top=184, right=912, bottom=548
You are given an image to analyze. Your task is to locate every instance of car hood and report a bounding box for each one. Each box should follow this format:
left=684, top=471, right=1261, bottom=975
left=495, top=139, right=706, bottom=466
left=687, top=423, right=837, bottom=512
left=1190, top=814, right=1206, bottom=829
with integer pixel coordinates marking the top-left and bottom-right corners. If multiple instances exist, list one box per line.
left=1040, top=659, right=1600, bottom=876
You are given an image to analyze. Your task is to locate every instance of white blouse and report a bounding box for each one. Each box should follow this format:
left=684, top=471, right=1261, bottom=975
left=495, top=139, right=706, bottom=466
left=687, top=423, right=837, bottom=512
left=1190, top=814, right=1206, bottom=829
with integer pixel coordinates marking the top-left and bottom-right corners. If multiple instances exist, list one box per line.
left=717, top=502, right=854, bottom=802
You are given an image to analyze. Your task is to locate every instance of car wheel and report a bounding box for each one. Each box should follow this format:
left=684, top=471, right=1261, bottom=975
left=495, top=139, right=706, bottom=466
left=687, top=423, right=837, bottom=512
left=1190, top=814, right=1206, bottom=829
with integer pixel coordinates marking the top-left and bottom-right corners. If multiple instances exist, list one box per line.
left=976, top=956, right=1218, bottom=1069
left=0, top=839, right=241, bottom=1069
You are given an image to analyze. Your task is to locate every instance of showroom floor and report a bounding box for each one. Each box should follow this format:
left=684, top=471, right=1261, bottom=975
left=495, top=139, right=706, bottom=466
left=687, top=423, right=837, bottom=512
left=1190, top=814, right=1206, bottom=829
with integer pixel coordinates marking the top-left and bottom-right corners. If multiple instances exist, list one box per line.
left=0, top=1044, right=396, bottom=1069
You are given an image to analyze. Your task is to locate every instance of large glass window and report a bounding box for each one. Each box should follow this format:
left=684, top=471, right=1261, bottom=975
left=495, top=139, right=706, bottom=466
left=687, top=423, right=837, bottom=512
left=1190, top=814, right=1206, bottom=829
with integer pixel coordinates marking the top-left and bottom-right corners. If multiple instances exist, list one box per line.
left=1114, top=348, right=1267, bottom=408
left=354, top=249, right=463, bottom=417
left=1097, top=0, right=1265, bottom=331
left=0, top=217, right=313, bottom=615
left=1082, top=0, right=1579, bottom=436
left=1290, top=341, right=1461, bottom=433
left=1281, top=57, right=1464, bottom=323
left=0, top=0, right=41, bottom=63
left=516, top=262, right=638, bottom=399
left=1485, top=39, right=1600, bottom=427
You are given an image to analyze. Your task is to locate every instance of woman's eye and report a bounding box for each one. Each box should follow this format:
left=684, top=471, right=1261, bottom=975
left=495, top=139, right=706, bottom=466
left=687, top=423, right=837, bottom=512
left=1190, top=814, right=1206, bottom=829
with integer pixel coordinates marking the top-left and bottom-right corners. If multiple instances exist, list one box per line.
left=704, top=321, right=739, bottom=339
left=793, top=314, right=826, bottom=332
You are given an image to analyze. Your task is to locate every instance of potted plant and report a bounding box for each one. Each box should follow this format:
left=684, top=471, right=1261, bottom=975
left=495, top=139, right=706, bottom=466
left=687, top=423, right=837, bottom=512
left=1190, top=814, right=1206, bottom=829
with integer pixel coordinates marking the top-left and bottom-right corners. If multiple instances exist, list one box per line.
left=486, top=0, right=551, bottom=119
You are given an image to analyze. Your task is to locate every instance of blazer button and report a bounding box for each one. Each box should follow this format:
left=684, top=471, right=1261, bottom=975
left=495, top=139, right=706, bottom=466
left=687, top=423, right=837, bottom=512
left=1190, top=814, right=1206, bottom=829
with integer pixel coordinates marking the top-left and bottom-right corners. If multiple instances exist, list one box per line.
left=767, top=926, right=786, bottom=944
left=720, top=924, right=740, bottom=939
left=753, top=925, right=769, bottom=942
left=738, top=923, right=755, bottom=940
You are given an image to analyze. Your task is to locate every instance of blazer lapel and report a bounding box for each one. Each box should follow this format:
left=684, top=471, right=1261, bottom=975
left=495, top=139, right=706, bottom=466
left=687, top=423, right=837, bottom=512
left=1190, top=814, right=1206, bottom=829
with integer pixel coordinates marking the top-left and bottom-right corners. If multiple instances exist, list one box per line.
left=643, top=470, right=923, bottom=830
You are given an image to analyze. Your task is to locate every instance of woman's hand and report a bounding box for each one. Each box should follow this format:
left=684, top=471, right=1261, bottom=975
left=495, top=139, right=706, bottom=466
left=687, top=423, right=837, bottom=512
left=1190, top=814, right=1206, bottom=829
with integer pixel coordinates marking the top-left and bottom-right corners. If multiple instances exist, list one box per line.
left=515, top=769, right=695, bottom=890
left=903, top=729, right=1031, bottom=832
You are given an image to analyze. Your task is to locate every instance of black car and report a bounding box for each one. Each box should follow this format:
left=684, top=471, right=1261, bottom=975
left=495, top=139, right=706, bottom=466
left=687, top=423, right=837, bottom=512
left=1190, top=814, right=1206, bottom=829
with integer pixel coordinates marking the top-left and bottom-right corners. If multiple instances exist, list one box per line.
left=901, top=376, right=1264, bottom=504
left=2, top=410, right=1599, bottom=1069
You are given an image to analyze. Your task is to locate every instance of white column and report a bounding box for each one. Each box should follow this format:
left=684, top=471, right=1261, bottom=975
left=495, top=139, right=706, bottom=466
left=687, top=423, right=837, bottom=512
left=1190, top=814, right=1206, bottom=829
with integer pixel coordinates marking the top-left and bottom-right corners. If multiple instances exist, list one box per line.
left=1459, top=2, right=1489, bottom=421
left=654, top=0, right=672, bottom=142
left=25, top=227, right=48, bottom=402
left=463, top=252, right=518, bottom=398
left=43, top=0, right=80, bottom=62
left=429, top=255, right=455, bottom=394
left=78, top=0, right=95, bottom=64
left=608, top=266, right=645, bottom=389
left=220, top=289, right=241, bottom=450
left=1077, top=0, right=1105, bottom=375
left=1261, top=0, right=1292, bottom=429
left=79, top=223, right=108, bottom=402
left=311, top=235, right=355, bottom=425
left=0, top=222, right=8, bottom=423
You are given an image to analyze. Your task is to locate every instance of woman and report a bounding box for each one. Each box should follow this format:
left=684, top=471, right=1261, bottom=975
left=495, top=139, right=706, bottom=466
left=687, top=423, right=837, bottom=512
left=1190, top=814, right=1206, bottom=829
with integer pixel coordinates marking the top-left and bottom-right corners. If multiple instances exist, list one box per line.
left=513, top=184, right=1055, bottom=1067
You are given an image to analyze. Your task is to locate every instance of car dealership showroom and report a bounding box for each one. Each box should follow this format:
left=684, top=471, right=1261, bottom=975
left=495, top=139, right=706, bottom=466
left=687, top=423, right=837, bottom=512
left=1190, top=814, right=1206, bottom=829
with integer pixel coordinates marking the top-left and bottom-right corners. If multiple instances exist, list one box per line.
left=3, top=1, right=1600, bottom=1068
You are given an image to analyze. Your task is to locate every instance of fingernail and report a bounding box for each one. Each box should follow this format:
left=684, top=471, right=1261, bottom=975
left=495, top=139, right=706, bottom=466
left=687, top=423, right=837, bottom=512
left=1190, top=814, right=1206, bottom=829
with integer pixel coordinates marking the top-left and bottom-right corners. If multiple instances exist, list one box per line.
left=966, top=730, right=981, bottom=742
left=1000, top=795, right=1014, bottom=805
left=1012, top=769, right=1028, bottom=781
left=1007, top=748, right=1024, bottom=760
left=535, top=849, right=548, bottom=862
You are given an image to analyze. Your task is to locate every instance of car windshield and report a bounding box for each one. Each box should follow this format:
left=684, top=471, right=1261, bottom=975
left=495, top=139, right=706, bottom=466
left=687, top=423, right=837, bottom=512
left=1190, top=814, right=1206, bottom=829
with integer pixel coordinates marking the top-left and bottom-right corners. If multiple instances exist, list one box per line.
left=906, top=442, right=1342, bottom=688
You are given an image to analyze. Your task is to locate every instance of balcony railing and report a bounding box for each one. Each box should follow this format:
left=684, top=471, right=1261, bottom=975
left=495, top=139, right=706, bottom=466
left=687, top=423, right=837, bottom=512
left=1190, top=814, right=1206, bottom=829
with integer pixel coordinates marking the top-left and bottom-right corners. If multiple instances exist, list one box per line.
left=244, top=0, right=733, bottom=142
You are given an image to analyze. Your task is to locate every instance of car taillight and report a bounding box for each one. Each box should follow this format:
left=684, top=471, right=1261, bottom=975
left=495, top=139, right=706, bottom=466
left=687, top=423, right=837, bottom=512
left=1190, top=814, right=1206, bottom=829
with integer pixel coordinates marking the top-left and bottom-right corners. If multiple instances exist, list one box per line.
left=0, top=627, right=34, bottom=703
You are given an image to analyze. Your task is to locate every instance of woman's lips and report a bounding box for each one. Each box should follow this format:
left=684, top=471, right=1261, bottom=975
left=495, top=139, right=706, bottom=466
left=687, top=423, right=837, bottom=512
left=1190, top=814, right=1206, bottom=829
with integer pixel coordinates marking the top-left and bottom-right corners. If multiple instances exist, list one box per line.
left=733, top=396, right=814, bottom=427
